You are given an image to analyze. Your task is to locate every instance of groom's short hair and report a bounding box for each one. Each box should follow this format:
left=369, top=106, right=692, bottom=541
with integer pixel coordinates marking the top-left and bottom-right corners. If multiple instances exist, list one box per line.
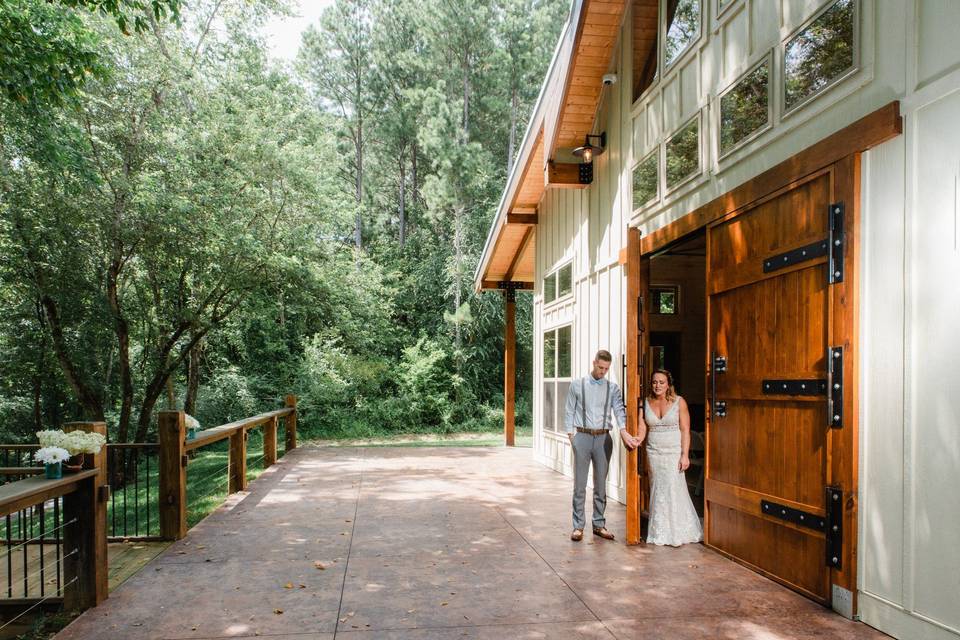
left=595, top=350, right=612, bottom=362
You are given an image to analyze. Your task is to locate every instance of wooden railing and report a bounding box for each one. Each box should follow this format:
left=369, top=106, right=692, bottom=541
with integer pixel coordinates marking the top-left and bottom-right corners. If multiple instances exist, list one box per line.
left=158, top=395, right=297, bottom=540
left=0, top=423, right=108, bottom=628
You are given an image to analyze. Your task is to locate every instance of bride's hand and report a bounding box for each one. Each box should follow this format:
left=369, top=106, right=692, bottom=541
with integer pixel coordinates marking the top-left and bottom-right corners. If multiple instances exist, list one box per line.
left=678, top=455, right=690, bottom=472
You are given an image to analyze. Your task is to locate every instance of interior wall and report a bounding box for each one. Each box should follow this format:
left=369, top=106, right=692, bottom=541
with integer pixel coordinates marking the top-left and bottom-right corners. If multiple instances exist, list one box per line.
left=648, top=253, right=707, bottom=413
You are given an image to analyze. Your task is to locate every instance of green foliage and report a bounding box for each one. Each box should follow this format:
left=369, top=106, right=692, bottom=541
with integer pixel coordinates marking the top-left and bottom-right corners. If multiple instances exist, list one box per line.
left=0, top=0, right=566, bottom=444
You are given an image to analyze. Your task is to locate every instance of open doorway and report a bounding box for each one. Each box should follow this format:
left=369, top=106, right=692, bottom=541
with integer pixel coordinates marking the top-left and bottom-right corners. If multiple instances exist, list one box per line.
left=647, top=231, right=706, bottom=516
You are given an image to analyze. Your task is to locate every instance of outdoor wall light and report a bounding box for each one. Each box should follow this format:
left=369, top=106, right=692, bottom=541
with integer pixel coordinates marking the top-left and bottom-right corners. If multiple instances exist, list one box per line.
left=572, top=132, right=606, bottom=165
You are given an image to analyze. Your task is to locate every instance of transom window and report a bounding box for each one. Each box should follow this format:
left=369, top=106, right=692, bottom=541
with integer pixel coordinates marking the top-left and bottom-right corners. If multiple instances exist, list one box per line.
left=719, top=57, right=771, bottom=156
left=665, top=116, right=700, bottom=190
left=664, top=0, right=701, bottom=68
left=784, top=0, right=856, bottom=113
left=632, top=150, right=659, bottom=211
left=543, top=263, right=572, bottom=305
left=543, top=325, right=572, bottom=432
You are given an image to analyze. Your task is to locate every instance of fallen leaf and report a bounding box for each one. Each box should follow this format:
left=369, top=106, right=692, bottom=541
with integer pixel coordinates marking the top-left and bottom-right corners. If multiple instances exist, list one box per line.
left=284, top=582, right=294, bottom=589
left=314, top=561, right=326, bottom=570
left=340, top=618, right=347, bottom=623
left=299, top=584, right=307, bottom=589
left=273, top=609, right=283, bottom=615
left=441, top=602, right=448, bottom=606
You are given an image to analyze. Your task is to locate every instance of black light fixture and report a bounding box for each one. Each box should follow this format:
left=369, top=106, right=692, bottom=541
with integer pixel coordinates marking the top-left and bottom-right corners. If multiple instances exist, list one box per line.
left=572, top=132, right=607, bottom=165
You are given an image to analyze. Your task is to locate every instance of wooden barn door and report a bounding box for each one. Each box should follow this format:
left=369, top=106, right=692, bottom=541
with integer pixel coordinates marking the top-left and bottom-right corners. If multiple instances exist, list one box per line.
left=704, top=161, right=855, bottom=605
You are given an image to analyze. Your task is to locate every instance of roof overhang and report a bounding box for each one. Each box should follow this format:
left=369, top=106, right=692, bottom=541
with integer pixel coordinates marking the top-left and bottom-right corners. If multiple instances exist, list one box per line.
left=475, top=0, right=628, bottom=291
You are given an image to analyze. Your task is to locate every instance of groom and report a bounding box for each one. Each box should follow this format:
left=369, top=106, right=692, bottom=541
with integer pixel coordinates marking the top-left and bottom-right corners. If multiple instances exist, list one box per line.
left=564, top=349, right=640, bottom=541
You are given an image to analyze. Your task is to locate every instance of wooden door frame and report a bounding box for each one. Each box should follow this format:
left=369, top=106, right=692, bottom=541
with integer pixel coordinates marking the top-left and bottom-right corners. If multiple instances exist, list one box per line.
left=624, top=101, right=901, bottom=611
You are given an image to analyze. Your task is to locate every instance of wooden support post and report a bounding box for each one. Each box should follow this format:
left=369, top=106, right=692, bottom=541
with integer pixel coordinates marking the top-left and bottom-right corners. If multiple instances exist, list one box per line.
left=284, top=395, right=298, bottom=452
left=625, top=228, right=644, bottom=545
left=504, top=290, right=516, bottom=447
left=263, top=416, right=278, bottom=468
left=229, top=429, right=247, bottom=493
left=62, top=421, right=108, bottom=609
left=158, top=411, right=187, bottom=541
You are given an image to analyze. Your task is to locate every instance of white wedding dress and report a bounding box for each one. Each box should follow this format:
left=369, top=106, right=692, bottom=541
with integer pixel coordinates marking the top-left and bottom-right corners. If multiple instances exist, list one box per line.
left=644, top=396, right=703, bottom=546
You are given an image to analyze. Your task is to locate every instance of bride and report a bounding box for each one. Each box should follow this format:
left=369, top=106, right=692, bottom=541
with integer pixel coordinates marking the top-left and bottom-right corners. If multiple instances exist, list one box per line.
left=642, top=369, right=703, bottom=546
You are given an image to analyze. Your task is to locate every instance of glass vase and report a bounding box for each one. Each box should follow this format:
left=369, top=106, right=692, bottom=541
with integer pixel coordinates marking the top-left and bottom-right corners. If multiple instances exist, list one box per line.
left=44, top=462, right=62, bottom=480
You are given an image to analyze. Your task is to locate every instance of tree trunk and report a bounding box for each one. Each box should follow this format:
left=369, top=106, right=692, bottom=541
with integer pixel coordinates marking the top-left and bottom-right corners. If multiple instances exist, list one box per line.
left=40, top=296, right=105, bottom=421
left=462, top=63, right=471, bottom=138
left=399, top=157, right=406, bottom=247
left=411, top=142, right=419, bottom=205
left=107, top=259, right=134, bottom=443
left=184, top=338, right=201, bottom=416
left=32, top=376, right=42, bottom=432
left=507, top=86, right=518, bottom=176
left=354, top=74, right=364, bottom=251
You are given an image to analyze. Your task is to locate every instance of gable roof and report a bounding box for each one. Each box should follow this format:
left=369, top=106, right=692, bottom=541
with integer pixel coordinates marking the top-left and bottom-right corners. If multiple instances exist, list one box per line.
left=475, top=0, right=628, bottom=291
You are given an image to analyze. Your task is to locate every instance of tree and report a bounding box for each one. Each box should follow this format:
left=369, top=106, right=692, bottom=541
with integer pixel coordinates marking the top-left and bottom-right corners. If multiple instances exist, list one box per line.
left=299, top=0, right=374, bottom=252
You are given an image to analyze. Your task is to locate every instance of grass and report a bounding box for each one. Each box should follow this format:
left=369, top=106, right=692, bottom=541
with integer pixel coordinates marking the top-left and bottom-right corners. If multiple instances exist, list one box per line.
left=303, top=425, right=534, bottom=448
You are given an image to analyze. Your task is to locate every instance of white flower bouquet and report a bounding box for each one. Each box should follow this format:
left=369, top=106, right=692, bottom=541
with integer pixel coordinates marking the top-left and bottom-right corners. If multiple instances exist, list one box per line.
left=35, top=429, right=107, bottom=456
left=34, top=446, right=71, bottom=479
left=34, top=446, right=71, bottom=465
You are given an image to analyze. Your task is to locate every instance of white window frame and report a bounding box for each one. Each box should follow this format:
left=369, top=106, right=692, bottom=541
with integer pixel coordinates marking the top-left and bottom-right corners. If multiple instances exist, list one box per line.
left=631, top=148, right=660, bottom=215
left=542, top=261, right=574, bottom=308
left=542, top=324, right=573, bottom=435
left=780, top=0, right=861, bottom=120
left=663, top=111, right=704, bottom=196
left=716, top=51, right=774, bottom=160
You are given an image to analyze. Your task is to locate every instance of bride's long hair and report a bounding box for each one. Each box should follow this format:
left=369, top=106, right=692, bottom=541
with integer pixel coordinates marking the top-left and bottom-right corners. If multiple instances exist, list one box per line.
left=647, top=368, right=677, bottom=402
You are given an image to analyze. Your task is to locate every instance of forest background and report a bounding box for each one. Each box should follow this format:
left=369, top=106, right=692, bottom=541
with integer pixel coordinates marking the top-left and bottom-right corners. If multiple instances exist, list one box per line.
left=0, top=0, right=568, bottom=443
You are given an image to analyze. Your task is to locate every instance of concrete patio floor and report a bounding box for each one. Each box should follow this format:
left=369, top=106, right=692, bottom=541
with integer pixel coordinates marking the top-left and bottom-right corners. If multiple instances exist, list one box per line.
left=54, top=446, right=888, bottom=639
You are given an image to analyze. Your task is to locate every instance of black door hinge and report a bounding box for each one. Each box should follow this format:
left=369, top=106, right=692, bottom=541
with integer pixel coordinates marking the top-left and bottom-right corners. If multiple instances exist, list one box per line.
left=828, top=346, right=843, bottom=428
left=825, top=486, right=843, bottom=569
left=829, top=202, right=844, bottom=284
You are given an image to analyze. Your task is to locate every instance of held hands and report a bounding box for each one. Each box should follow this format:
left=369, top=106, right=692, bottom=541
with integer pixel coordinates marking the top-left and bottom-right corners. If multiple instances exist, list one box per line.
left=619, top=429, right=642, bottom=451
left=678, top=455, right=690, bottom=473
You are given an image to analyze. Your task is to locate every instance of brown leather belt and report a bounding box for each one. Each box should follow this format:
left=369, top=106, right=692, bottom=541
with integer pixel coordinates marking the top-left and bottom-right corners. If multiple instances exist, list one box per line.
left=576, top=427, right=608, bottom=435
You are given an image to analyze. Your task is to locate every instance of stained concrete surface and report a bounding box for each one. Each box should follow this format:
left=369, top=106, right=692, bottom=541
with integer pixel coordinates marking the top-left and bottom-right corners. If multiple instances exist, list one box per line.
left=54, top=446, right=889, bottom=639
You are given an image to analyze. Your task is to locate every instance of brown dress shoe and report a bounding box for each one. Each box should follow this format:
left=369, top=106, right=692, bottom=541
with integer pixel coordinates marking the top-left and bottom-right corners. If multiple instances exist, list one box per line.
left=592, top=527, right=615, bottom=540
left=570, top=529, right=583, bottom=541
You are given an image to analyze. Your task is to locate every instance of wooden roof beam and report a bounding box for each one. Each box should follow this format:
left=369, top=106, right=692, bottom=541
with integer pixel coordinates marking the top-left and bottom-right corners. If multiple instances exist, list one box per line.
left=546, top=161, right=590, bottom=189
left=480, top=280, right=534, bottom=291
left=506, top=212, right=538, bottom=225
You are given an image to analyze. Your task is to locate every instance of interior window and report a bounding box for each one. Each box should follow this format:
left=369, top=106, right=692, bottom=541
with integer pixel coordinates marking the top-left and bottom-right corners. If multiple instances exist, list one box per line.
left=784, top=0, right=856, bottom=112
left=557, top=264, right=572, bottom=298
left=544, top=271, right=556, bottom=304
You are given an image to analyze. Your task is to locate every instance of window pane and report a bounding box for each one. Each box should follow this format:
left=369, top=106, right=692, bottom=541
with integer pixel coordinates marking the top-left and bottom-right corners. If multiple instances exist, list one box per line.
left=632, top=0, right=659, bottom=101
left=665, top=118, right=699, bottom=189
left=665, top=0, right=701, bottom=67
left=784, top=0, right=855, bottom=111
left=543, top=330, right=556, bottom=379
left=632, top=151, right=658, bottom=209
left=557, top=264, right=572, bottom=298
left=543, top=381, right=555, bottom=431
left=659, top=290, right=676, bottom=314
left=720, top=59, right=769, bottom=155
left=557, top=325, right=572, bottom=378
left=544, top=272, right=556, bottom=304
left=556, top=380, right=571, bottom=431
left=651, top=346, right=665, bottom=371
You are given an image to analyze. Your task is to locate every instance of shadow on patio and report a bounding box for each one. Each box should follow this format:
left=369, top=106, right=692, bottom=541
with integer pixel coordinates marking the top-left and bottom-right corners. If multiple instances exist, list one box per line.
left=53, top=446, right=888, bottom=639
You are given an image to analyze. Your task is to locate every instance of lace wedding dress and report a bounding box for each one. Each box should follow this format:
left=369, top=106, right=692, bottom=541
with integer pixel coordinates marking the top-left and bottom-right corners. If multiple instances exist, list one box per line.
left=644, top=396, right=703, bottom=546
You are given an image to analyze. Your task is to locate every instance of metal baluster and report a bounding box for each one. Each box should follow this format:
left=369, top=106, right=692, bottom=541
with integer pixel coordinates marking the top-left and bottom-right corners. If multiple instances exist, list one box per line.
left=134, top=449, right=140, bottom=536
left=146, top=452, right=151, bottom=536
left=110, top=447, right=117, bottom=537
left=5, top=514, right=11, bottom=597
left=122, top=449, right=128, bottom=537
left=21, top=509, right=27, bottom=597
left=39, top=501, right=45, bottom=597
left=54, top=498, right=61, bottom=594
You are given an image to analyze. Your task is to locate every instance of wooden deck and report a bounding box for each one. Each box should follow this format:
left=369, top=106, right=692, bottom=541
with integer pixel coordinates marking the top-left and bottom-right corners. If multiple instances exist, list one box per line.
left=52, top=446, right=889, bottom=639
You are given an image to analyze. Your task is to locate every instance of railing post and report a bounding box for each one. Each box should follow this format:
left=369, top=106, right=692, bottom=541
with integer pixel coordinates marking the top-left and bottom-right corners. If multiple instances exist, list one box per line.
left=284, top=394, right=298, bottom=452
left=62, top=421, right=108, bottom=609
left=158, top=411, right=187, bottom=541
left=264, top=416, right=278, bottom=468
left=229, top=429, right=247, bottom=493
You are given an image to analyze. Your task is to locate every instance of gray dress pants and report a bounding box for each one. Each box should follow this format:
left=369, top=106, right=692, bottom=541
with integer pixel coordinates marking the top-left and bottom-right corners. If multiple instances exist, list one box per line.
left=572, top=431, right=613, bottom=530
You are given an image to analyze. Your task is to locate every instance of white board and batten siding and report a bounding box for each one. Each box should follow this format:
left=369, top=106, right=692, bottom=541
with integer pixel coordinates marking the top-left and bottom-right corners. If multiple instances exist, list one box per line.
left=533, top=35, right=634, bottom=502
left=858, top=3, right=960, bottom=638
left=531, top=0, right=960, bottom=638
